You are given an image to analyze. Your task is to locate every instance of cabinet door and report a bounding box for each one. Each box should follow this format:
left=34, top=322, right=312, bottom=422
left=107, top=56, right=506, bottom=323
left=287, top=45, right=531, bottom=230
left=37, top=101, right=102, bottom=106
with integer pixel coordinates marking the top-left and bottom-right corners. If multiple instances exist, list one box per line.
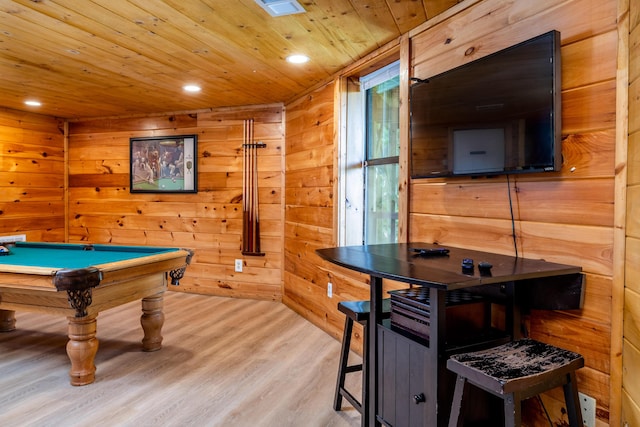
left=377, top=326, right=435, bottom=427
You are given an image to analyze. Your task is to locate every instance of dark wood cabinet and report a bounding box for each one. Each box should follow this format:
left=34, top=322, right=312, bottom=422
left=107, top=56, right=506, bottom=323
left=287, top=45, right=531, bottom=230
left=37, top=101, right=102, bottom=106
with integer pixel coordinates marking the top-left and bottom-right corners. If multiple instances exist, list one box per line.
left=376, top=300, right=511, bottom=426
left=377, top=325, right=433, bottom=426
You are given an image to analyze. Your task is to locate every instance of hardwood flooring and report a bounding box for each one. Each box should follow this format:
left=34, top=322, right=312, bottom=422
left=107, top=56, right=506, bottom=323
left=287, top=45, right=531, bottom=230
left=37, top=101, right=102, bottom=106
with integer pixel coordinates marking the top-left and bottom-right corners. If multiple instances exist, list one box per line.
left=0, top=292, right=362, bottom=427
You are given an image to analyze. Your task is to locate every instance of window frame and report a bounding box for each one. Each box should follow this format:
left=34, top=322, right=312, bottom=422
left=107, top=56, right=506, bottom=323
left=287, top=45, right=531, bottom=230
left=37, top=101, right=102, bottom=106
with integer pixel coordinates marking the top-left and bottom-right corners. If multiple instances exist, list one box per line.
left=337, top=57, right=407, bottom=247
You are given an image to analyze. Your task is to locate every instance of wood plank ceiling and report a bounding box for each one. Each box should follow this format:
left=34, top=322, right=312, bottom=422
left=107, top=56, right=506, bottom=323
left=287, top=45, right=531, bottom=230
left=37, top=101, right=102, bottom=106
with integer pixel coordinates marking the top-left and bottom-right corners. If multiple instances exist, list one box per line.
left=0, top=0, right=459, bottom=119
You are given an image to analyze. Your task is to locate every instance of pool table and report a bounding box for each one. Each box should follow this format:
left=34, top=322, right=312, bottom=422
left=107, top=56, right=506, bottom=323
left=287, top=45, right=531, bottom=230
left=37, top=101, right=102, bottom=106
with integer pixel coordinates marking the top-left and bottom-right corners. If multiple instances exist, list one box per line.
left=0, top=242, right=193, bottom=386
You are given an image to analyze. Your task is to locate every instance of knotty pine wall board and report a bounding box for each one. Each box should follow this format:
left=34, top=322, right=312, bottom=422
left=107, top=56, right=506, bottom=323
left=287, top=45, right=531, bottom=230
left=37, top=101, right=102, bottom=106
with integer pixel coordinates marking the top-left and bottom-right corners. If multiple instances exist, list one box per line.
left=624, top=1, right=640, bottom=423
left=67, top=106, right=284, bottom=302
left=0, top=108, right=65, bottom=241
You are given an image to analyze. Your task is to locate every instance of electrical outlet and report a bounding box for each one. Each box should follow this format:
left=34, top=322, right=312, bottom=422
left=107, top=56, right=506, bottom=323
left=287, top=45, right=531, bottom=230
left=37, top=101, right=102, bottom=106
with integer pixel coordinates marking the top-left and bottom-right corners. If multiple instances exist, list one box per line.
left=234, top=259, right=243, bottom=273
left=327, top=282, right=332, bottom=298
left=578, top=392, right=596, bottom=427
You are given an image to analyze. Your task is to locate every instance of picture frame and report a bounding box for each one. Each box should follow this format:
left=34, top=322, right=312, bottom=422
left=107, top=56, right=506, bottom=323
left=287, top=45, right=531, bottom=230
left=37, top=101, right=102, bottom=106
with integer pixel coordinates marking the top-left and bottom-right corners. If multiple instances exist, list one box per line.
left=130, top=135, right=197, bottom=193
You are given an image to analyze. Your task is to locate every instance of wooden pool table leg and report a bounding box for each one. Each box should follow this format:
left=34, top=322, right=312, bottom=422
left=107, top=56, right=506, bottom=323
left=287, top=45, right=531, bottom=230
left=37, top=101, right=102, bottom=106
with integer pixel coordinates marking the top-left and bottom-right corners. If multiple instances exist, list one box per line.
left=66, top=314, right=99, bottom=386
left=0, top=310, right=16, bottom=331
left=141, top=293, right=164, bottom=351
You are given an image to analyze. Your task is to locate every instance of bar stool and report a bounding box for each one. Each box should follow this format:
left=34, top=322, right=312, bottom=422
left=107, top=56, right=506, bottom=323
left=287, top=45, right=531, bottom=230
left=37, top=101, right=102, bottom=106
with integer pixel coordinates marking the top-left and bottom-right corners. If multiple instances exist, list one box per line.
left=446, top=338, right=584, bottom=427
left=333, top=298, right=391, bottom=414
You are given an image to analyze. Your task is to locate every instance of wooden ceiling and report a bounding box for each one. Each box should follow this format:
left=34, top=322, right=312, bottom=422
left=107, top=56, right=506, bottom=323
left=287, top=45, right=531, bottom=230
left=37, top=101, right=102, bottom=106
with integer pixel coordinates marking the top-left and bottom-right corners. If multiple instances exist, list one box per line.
left=1, top=0, right=459, bottom=119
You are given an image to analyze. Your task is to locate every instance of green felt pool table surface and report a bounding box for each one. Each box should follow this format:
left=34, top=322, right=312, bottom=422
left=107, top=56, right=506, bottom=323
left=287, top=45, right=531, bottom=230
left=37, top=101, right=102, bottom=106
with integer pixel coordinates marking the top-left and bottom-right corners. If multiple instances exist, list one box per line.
left=0, top=241, right=181, bottom=269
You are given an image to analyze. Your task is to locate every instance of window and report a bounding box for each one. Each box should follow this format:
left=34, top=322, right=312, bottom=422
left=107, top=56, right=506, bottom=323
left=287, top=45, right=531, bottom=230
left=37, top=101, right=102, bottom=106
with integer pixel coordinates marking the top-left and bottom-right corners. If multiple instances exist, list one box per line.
left=339, top=61, right=400, bottom=246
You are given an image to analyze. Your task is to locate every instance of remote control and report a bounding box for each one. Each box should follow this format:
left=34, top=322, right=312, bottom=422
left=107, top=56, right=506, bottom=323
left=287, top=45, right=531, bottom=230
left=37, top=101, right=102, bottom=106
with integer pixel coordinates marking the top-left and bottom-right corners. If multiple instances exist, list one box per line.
left=411, top=248, right=450, bottom=257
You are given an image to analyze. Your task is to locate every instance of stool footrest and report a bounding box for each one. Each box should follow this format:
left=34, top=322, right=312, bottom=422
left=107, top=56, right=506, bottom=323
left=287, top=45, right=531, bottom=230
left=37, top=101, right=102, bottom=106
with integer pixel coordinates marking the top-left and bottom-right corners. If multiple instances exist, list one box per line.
left=344, top=364, right=362, bottom=374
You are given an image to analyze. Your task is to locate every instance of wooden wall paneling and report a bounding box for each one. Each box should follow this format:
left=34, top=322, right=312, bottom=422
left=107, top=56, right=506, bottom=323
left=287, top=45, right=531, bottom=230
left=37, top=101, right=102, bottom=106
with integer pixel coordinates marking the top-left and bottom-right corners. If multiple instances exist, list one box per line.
left=410, top=178, right=614, bottom=227
left=629, top=132, right=640, bottom=185
left=283, top=270, right=347, bottom=336
left=622, top=390, right=640, bottom=427
left=517, top=222, right=613, bottom=275
left=561, top=130, right=616, bottom=179
left=626, top=185, right=640, bottom=237
left=284, top=81, right=361, bottom=340
left=563, top=80, right=618, bottom=134
left=614, top=0, right=632, bottom=425
left=67, top=105, right=284, bottom=301
left=562, top=30, right=619, bottom=90
left=409, top=214, right=613, bottom=272
left=0, top=107, right=64, bottom=132
left=0, top=108, right=65, bottom=241
left=631, top=76, right=640, bottom=136
left=411, top=0, right=618, bottom=81
left=404, top=1, right=621, bottom=423
left=576, top=273, right=614, bottom=322
left=624, top=287, right=640, bottom=353
left=68, top=114, right=199, bottom=134
left=626, top=237, right=640, bottom=296
left=623, top=340, right=640, bottom=424
left=529, top=308, right=610, bottom=373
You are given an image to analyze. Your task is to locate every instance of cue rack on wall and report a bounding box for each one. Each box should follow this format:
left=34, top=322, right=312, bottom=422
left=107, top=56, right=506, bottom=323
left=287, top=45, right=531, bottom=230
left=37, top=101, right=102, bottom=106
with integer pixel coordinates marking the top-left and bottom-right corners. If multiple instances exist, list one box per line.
left=242, top=119, right=266, bottom=256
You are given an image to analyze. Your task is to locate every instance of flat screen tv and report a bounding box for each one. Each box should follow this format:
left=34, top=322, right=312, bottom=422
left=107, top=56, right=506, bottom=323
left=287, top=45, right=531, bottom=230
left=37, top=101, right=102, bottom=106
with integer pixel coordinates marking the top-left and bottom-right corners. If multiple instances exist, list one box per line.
left=410, top=30, right=561, bottom=178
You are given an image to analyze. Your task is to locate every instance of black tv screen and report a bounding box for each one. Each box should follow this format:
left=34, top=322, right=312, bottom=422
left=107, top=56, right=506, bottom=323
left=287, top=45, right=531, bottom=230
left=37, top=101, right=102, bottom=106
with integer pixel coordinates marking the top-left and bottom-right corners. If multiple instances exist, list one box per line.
left=410, top=30, right=561, bottom=178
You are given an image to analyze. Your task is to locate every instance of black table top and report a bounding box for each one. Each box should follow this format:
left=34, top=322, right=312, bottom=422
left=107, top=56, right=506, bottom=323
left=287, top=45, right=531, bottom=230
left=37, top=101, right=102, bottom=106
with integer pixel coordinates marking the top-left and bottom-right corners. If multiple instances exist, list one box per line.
left=316, top=243, right=582, bottom=290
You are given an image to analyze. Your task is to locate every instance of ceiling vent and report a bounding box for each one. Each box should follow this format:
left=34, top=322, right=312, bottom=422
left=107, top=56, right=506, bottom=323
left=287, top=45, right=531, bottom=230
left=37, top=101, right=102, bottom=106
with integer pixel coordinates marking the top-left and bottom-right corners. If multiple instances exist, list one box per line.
left=255, top=0, right=305, bottom=17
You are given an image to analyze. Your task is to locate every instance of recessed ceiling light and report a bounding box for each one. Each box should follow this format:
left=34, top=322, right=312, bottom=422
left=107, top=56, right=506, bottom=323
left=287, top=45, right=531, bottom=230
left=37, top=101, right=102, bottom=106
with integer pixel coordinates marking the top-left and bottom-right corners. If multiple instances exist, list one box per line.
left=183, top=84, right=201, bottom=93
left=24, top=100, right=41, bottom=107
left=286, top=54, right=309, bottom=64
left=255, top=0, right=305, bottom=17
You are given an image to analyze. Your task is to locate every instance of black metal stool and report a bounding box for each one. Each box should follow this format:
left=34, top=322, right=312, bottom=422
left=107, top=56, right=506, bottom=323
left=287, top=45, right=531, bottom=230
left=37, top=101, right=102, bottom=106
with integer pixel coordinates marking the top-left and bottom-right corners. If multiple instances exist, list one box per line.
left=446, top=338, right=584, bottom=427
left=333, top=298, right=391, bottom=415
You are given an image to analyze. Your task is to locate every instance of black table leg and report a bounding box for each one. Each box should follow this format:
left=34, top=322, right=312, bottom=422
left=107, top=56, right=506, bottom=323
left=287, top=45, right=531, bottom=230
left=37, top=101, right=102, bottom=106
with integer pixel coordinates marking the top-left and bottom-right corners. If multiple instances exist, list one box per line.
left=367, top=275, right=383, bottom=427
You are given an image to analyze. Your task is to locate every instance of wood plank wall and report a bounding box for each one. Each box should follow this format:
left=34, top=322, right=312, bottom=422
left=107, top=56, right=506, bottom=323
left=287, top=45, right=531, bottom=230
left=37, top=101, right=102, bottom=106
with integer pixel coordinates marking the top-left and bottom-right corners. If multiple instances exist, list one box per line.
left=284, top=85, right=344, bottom=336
left=623, top=0, right=640, bottom=425
left=0, top=108, right=65, bottom=241
left=410, top=0, right=619, bottom=423
left=284, top=0, right=624, bottom=425
left=66, top=105, right=284, bottom=301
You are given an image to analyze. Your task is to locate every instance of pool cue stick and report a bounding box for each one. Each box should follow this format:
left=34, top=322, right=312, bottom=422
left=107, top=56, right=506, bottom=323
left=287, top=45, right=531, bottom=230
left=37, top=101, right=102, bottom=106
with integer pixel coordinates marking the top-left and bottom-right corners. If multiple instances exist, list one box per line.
left=241, top=119, right=265, bottom=256
left=242, top=120, right=248, bottom=252
left=252, top=125, right=260, bottom=254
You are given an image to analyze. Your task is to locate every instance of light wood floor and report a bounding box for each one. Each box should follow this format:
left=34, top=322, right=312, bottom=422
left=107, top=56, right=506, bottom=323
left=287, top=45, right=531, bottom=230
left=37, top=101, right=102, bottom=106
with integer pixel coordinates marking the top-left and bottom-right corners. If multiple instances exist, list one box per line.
left=0, top=292, right=362, bottom=427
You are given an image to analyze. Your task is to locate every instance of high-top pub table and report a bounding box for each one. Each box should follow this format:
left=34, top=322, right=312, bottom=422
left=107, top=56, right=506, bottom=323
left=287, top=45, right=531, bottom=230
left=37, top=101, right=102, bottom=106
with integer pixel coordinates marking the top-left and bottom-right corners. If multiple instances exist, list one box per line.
left=0, top=242, right=192, bottom=386
left=316, top=243, right=583, bottom=427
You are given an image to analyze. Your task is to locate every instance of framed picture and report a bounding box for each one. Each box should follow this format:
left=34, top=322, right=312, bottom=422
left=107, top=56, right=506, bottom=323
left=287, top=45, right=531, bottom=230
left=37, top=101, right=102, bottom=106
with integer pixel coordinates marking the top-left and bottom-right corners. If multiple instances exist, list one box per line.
left=130, top=135, right=197, bottom=193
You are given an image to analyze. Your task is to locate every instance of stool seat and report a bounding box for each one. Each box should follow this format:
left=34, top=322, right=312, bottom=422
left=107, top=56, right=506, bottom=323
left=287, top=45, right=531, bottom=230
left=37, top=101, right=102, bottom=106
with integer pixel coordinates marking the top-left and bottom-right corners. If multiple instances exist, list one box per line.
left=447, top=339, right=584, bottom=427
left=334, top=298, right=391, bottom=416
left=338, top=298, right=392, bottom=323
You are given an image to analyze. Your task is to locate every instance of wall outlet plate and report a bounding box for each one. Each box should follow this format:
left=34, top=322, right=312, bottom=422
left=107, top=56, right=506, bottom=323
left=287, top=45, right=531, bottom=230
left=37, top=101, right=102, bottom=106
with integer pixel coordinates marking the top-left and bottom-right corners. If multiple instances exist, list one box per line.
left=578, top=392, right=596, bottom=427
left=234, top=259, right=243, bottom=273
